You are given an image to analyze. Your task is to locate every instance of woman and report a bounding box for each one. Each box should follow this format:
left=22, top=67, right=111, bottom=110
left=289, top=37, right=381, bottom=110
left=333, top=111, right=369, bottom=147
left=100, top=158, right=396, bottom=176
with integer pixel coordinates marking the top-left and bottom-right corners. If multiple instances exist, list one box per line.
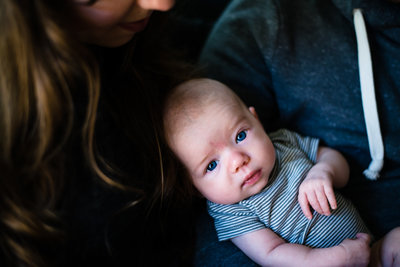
left=0, top=0, right=194, bottom=266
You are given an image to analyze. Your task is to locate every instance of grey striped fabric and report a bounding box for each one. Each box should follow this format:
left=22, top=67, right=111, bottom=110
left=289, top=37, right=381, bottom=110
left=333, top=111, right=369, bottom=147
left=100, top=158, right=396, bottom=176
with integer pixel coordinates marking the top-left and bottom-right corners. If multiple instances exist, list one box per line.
left=208, top=129, right=369, bottom=248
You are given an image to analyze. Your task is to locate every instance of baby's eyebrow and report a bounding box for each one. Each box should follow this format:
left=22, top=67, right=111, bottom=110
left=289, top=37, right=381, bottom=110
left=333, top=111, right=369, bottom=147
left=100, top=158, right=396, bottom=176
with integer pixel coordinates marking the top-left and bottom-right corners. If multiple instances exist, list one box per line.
left=228, top=115, right=247, bottom=133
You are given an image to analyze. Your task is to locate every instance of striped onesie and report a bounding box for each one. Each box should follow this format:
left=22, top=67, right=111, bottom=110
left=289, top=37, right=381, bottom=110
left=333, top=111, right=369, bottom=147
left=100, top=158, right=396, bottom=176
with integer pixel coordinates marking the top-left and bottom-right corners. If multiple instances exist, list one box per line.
left=208, top=129, right=369, bottom=248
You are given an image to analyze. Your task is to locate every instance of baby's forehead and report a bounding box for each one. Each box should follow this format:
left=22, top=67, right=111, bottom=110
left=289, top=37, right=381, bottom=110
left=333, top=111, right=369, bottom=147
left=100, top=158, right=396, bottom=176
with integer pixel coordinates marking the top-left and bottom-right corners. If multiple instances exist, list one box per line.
left=177, top=92, right=241, bottom=125
left=182, top=81, right=242, bottom=110
left=165, top=79, right=245, bottom=136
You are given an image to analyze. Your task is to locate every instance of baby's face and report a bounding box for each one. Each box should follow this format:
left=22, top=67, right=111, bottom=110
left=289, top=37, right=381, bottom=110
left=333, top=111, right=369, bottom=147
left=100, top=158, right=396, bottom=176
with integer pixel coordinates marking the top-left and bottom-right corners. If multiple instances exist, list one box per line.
left=170, top=100, right=276, bottom=205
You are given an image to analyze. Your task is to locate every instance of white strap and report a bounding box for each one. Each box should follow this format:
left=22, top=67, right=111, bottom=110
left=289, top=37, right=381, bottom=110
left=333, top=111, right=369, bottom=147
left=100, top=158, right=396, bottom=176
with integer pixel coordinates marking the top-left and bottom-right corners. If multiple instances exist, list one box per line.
left=353, top=9, right=384, bottom=180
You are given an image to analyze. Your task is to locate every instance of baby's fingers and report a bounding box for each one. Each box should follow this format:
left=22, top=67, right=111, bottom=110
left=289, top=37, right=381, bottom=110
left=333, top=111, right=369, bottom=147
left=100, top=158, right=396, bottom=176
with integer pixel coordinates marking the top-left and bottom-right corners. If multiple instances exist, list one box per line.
left=298, top=192, right=313, bottom=219
left=316, top=189, right=331, bottom=216
left=306, top=190, right=324, bottom=215
left=324, top=185, right=337, bottom=210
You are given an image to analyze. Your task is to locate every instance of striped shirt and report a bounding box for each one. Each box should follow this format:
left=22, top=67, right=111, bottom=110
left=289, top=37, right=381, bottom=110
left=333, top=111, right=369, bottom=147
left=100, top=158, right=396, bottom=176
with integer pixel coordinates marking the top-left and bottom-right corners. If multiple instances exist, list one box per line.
left=208, top=129, right=369, bottom=248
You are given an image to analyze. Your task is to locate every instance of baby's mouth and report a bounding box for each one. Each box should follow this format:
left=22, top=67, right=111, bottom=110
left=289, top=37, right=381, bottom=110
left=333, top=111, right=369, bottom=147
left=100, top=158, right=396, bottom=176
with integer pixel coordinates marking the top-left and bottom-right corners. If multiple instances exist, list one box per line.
left=242, top=169, right=261, bottom=187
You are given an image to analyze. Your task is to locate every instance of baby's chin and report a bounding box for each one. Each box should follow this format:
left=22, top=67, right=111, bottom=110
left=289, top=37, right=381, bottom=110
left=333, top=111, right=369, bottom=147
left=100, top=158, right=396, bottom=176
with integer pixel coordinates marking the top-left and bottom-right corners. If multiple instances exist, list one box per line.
left=207, top=178, right=269, bottom=205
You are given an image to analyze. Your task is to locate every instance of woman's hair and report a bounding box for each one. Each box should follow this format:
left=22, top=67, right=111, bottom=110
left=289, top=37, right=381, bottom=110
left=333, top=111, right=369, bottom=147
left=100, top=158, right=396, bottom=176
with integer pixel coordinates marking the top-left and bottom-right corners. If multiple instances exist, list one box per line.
left=0, top=0, right=193, bottom=266
left=0, top=0, right=103, bottom=265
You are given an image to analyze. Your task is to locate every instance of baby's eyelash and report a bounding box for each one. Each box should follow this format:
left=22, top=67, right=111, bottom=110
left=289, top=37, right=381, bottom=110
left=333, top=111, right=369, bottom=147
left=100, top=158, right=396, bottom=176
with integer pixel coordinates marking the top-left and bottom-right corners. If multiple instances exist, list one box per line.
left=236, top=130, right=248, bottom=143
left=206, top=160, right=218, bottom=172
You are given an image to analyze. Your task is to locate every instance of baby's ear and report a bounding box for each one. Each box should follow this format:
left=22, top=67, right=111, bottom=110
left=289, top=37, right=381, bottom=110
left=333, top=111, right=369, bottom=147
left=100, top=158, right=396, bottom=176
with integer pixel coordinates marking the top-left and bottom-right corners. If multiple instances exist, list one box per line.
left=249, top=106, right=259, bottom=120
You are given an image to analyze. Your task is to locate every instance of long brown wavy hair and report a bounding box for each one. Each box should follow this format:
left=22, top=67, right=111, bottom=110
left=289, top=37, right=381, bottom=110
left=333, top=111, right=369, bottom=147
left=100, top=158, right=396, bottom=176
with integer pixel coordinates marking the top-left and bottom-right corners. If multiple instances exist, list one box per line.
left=0, top=0, right=193, bottom=266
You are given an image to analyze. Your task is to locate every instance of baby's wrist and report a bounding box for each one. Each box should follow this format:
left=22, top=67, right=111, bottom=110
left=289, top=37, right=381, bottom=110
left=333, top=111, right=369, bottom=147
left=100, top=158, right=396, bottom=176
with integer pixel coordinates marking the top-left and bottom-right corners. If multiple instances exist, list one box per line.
left=310, top=163, right=335, bottom=180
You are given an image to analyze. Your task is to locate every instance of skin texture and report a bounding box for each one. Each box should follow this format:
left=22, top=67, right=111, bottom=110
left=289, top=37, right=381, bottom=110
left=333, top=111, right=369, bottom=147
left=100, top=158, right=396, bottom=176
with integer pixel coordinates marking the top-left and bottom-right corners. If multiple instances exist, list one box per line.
left=298, top=147, right=349, bottom=219
left=166, top=79, right=275, bottom=205
left=72, top=0, right=175, bottom=47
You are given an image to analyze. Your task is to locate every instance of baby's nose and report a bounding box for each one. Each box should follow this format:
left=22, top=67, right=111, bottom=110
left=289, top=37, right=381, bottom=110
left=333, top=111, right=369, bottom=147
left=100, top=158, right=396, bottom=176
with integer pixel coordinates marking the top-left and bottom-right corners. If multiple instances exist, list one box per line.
left=230, top=151, right=250, bottom=173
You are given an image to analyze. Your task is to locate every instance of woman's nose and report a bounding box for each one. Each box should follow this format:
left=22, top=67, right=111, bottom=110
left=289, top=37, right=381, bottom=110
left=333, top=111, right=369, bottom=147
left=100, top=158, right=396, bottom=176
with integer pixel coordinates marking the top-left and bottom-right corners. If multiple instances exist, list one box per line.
left=230, top=151, right=250, bottom=173
left=137, top=0, right=175, bottom=11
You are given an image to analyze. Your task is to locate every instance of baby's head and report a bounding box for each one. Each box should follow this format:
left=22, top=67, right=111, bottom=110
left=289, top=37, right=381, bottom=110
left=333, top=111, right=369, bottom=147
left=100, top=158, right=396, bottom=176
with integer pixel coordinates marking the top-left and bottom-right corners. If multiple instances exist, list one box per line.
left=163, top=78, right=276, bottom=205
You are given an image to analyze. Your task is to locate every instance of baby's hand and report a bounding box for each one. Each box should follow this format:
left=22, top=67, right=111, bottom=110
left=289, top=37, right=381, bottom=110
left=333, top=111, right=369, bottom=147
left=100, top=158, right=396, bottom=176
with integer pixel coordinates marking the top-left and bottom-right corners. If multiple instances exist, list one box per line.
left=298, top=164, right=337, bottom=219
left=338, top=233, right=371, bottom=267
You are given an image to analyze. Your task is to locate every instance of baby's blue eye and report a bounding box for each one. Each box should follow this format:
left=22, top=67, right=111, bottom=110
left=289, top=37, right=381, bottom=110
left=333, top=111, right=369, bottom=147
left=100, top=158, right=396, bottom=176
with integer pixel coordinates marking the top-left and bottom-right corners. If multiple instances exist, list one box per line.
left=236, top=130, right=247, bottom=143
left=207, top=160, right=218, bottom=172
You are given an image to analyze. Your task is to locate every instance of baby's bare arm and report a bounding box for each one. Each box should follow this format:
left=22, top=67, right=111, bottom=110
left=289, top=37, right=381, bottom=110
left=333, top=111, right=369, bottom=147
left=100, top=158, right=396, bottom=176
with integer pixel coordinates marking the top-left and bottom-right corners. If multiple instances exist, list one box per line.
left=232, top=229, right=370, bottom=267
left=298, top=146, right=349, bottom=219
left=314, top=146, right=350, bottom=188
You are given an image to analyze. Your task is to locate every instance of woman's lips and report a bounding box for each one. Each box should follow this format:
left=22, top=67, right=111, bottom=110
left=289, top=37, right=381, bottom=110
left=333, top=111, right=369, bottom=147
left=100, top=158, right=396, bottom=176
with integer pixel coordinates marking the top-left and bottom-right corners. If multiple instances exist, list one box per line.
left=242, top=170, right=261, bottom=187
left=119, top=17, right=150, bottom=32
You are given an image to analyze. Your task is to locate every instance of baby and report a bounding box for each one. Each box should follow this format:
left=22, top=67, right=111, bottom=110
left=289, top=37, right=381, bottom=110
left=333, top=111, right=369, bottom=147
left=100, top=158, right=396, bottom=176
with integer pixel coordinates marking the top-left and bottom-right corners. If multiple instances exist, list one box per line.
left=163, top=78, right=400, bottom=266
